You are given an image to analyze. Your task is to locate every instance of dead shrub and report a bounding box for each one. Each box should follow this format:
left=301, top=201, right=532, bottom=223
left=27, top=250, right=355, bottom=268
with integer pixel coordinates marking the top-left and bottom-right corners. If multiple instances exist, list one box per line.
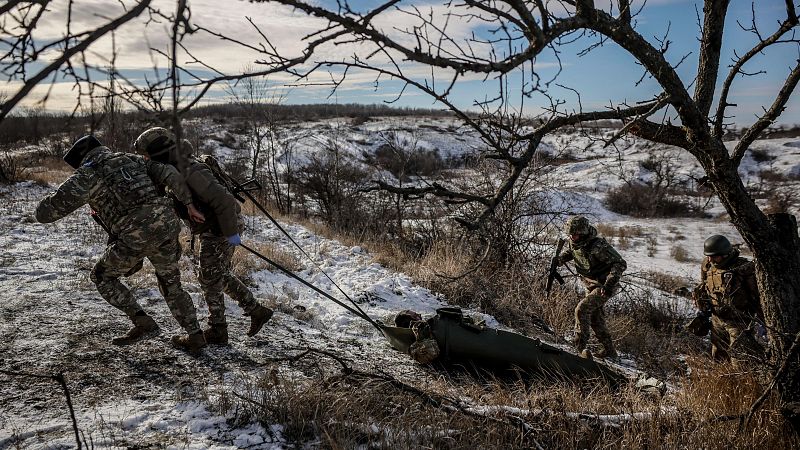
left=608, top=289, right=701, bottom=377
left=0, top=151, right=26, bottom=183
left=749, top=147, right=775, bottom=163
left=670, top=245, right=692, bottom=262
left=764, top=189, right=797, bottom=214
left=606, top=183, right=698, bottom=217
left=643, top=270, right=692, bottom=295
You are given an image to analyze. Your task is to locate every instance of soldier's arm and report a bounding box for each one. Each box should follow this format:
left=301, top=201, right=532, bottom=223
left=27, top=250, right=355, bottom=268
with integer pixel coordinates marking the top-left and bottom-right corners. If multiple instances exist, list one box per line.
left=558, top=248, right=574, bottom=265
left=693, top=260, right=712, bottom=310
left=186, top=167, right=240, bottom=237
left=34, top=170, right=93, bottom=223
left=143, top=159, right=194, bottom=206
left=600, top=241, right=627, bottom=288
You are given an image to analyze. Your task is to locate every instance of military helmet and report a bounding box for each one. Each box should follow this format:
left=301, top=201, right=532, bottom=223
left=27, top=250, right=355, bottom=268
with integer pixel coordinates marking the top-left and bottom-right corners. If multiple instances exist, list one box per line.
left=564, top=215, right=591, bottom=236
left=64, top=134, right=103, bottom=169
left=133, top=127, right=175, bottom=163
left=703, top=235, right=732, bottom=256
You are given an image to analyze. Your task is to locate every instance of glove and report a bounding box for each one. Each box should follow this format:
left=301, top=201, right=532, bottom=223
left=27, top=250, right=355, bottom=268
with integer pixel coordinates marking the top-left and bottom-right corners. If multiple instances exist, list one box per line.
left=227, top=233, right=241, bottom=246
left=686, top=310, right=712, bottom=336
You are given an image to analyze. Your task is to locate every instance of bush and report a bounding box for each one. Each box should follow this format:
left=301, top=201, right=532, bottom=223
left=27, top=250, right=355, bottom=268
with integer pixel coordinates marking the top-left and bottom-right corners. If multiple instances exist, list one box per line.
left=749, top=148, right=775, bottom=163
left=670, top=245, right=692, bottom=262
left=606, top=183, right=698, bottom=217
left=0, top=151, right=25, bottom=183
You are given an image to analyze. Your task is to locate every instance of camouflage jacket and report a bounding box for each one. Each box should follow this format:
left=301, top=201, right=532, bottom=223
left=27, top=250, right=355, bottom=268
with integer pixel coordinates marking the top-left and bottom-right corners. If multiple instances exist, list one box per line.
left=176, top=156, right=241, bottom=237
left=559, top=226, right=627, bottom=289
left=695, top=251, right=761, bottom=321
left=35, top=147, right=194, bottom=236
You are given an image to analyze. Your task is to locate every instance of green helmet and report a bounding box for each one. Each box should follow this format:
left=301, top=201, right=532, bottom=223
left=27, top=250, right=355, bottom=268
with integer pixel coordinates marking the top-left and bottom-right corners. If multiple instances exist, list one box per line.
left=565, top=215, right=591, bottom=235
left=133, top=127, right=175, bottom=163
left=703, top=235, right=732, bottom=256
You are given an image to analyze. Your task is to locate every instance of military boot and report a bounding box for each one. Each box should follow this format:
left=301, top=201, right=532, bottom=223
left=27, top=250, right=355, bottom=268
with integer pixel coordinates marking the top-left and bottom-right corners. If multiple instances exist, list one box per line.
left=112, top=313, right=159, bottom=346
left=247, top=304, right=274, bottom=337
left=597, top=337, right=618, bottom=359
left=171, top=332, right=207, bottom=356
left=203, top=324, right=229, bottom=345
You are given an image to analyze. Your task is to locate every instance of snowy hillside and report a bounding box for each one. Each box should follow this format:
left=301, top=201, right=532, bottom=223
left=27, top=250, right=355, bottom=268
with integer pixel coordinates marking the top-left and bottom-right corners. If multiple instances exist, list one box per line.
left=2, top=117, right=799, bottom=447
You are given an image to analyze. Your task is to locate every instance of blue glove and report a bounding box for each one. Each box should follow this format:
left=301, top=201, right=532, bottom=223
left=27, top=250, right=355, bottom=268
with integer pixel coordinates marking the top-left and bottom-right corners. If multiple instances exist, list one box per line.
left=227, top=234, right=241, bottom=246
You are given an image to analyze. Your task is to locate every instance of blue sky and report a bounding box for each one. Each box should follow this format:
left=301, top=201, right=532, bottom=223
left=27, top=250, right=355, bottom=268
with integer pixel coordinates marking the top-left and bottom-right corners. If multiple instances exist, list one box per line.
left=3, top=0, right=798, bottom=126
left=295, top=0, right=799, bottom=126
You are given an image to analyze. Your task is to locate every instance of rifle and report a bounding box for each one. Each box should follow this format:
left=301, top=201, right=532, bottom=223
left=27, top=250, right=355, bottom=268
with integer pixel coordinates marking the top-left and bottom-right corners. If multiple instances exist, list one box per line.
left=90, top=210, right=143, bottom=277
left=545, top=238, right=566, bottom=295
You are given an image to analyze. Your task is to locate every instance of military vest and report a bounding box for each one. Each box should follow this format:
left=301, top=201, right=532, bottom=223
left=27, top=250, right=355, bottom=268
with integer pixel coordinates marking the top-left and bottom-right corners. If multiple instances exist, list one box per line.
left=701, top=256, right=757, bottom=316
left=571, top=237, right=616, bottom=281
left=85, top=150, right=160, bottom=229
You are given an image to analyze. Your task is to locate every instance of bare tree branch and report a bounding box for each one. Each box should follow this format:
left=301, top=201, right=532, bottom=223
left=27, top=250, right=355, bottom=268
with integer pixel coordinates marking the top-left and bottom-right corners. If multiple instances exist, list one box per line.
left=713, top=10, right=799, bottom=138
left=0, top=0, right=152, bottom=121
left=693, top=0, right=731, bottom=116
left=732, top=61, right=800, bottom=166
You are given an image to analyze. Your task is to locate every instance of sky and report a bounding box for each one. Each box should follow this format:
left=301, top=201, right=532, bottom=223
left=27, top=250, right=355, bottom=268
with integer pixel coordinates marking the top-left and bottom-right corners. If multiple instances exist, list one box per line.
left=1, top=0, right=798, bottom=126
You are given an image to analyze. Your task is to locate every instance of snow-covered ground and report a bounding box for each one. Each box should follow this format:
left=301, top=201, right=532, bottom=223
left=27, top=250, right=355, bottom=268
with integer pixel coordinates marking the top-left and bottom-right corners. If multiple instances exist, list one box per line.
left=2, top=118, right=798, bottom=447
left=0, top=182, right=461, bottom=448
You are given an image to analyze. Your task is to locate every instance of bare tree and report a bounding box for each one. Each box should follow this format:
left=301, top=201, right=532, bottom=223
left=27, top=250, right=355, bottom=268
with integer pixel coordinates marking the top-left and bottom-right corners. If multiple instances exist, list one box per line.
left=256, top=0, right=800, bottom=426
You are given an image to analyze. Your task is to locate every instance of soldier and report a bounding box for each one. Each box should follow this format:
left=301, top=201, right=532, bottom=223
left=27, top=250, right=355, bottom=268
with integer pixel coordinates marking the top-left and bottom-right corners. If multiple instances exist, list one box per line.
left=692, top=235, right=764, bottom=363
left=133, top=127, right=273, bottom=345
left=554, top=216, right=627, bottom=359
left=35, top=135, right=207, bottom=354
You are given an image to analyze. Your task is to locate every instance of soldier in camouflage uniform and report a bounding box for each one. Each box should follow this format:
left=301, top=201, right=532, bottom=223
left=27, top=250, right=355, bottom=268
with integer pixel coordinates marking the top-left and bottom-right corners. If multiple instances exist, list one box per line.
left=35, top=135, right=207, bottom=354
left=554, top=216, right=627, bottom=359
left=693, top=235, right=764, bottom=364
left=133, top=127, right=273, bottom=346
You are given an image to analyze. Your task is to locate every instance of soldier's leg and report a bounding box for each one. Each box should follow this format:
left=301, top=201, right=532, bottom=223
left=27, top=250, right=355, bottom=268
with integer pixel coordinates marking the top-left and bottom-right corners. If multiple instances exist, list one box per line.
left=727, top=323, right=764, bottom=367
left=198, top=234, right=231, bottom=326
left=91, top=242, right=146, bottom=318
left=574, top=294, right=599, bottom=352
left=219, top=243, right=258, bottom=313
left=590, top=297, right=616, bottom=357
left=147, top=235, right=201, bottom=335
left=710, top=316, right=731, bottom=361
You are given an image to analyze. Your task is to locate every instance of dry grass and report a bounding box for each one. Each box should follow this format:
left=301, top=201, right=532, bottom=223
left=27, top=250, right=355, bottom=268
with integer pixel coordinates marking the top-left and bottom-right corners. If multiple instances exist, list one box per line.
left=222, top=350, right=794, bottom=449
left=23, top=155, right=73, bottom=186
left=231, top=240, right=302, bottom=279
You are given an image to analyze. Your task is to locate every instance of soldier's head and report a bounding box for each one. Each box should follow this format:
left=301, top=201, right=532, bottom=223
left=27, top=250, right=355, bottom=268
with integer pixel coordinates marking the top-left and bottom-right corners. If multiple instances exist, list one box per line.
left=703, top=234, right=732, bottom=264
left=64, top=134, right=103, bottom=169
left=564, top=215, right=591, bottom=242
left=133, top=127, right=176, bottom=164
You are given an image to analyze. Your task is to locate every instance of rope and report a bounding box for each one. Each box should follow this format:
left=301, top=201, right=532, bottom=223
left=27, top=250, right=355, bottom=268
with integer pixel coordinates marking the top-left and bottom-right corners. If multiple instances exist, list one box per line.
left=239, top=243, right=382, bottom=332
left=224, top=173, right=375, bottom=325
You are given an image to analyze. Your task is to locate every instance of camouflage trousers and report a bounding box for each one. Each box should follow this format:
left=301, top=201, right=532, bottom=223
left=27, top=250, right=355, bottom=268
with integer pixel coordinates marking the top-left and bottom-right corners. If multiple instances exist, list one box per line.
left=90, top=211, right=200, bottom=334
left=574, top=287, right=615, bottom=353
left=710, top=315, right=764, bottom=366
left=197, top=233, right=257, bottom=326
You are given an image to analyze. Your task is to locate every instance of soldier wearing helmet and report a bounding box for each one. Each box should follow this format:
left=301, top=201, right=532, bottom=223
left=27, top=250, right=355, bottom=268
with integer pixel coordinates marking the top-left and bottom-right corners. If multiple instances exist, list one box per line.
left=693, top=235, right=763, bottom=363
left=36, top=134, right=207, bottom=354
left=133, top=127, right=273, bottom=346
left=554, top=215, right=627, bottom=359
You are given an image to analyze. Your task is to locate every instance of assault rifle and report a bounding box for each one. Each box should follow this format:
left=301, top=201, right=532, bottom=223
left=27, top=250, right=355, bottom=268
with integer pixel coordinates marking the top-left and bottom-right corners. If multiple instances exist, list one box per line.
left=545, top=238, right=566, bottom=295
left=90, top=210, right=142, bottom=277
